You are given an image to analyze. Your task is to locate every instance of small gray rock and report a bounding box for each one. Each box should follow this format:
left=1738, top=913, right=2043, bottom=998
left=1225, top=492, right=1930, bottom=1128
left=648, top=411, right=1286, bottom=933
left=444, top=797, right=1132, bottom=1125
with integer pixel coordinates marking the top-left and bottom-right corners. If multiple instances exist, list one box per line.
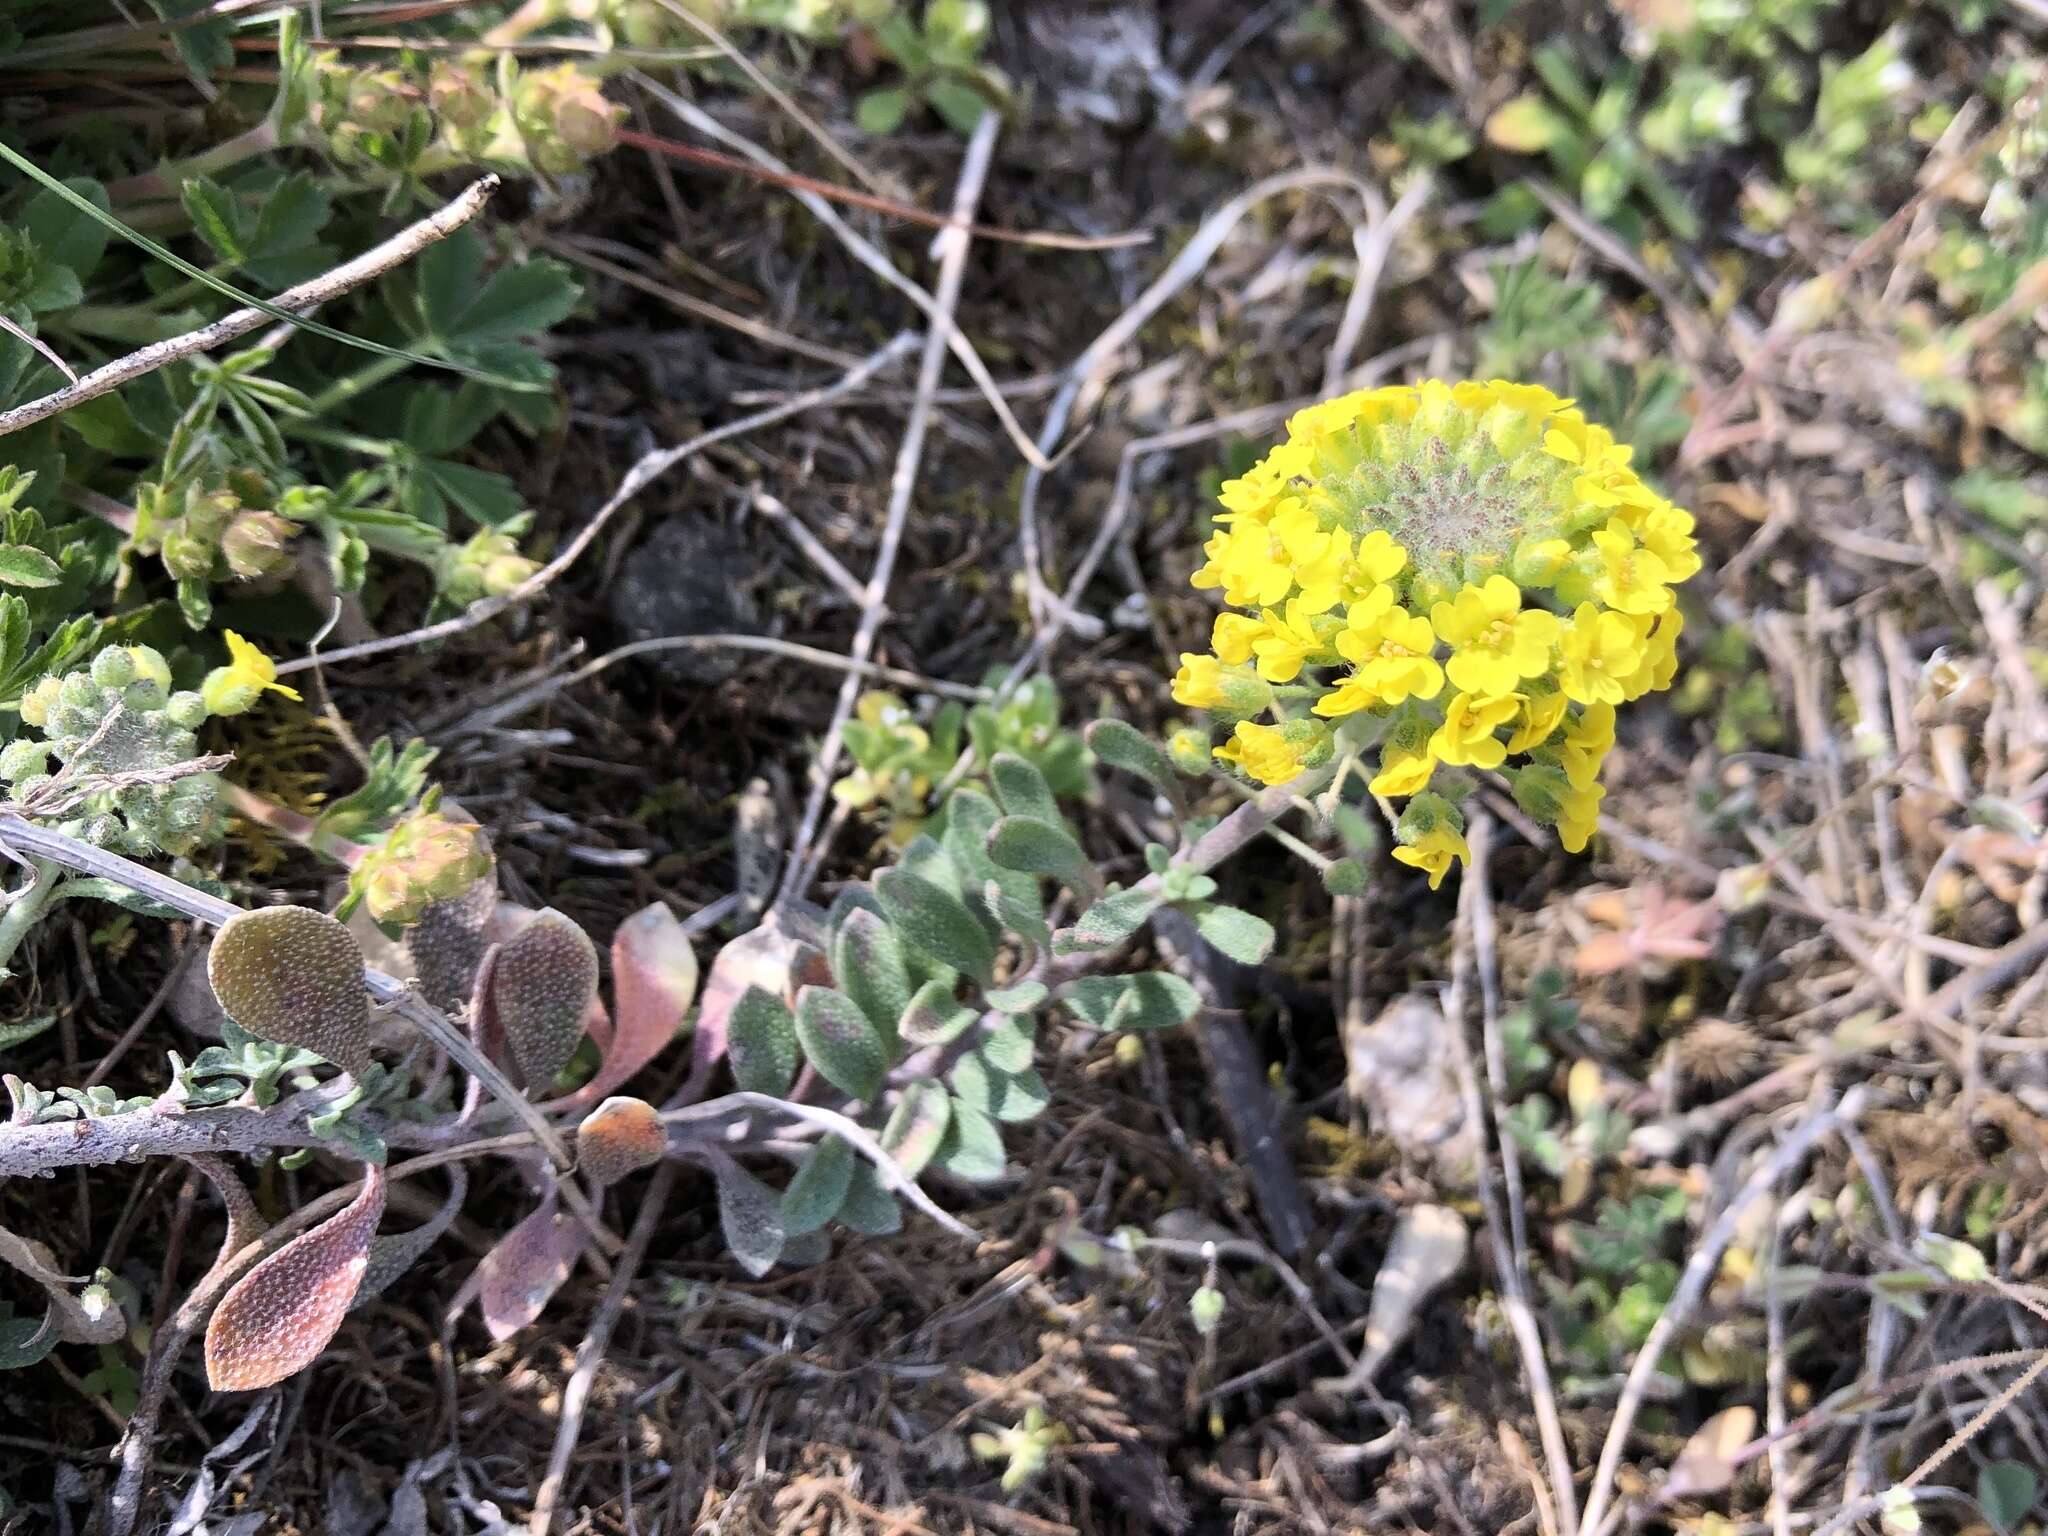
left=606, top=516, right=760, bottom=683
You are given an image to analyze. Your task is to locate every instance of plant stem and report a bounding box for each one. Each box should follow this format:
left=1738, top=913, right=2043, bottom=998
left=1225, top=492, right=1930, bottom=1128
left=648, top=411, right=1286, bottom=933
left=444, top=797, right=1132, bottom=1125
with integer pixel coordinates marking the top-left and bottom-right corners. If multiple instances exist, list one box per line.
left=304, top=352, right=415, bottom=417
left=0, top=859, right=63, bottom=975
left=221, top=782, right=364, bottom=866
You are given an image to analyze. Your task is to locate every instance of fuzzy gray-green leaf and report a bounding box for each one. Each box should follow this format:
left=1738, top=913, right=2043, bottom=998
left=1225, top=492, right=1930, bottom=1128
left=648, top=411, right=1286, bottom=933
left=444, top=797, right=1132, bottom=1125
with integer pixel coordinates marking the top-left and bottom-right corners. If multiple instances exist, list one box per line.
left=1085, top=719, right=1180, bottom=797
left=711, top=1155, right=786, bottom=1277
left=1194, top=904, right=1276, bottom=966
left=933, top=1097, right=1007, bottom=1183
left=987, top=816, right=1094, bottom=889
left=492, top=908, right=598, bottom=1090
left=833, top=906, right=910, bottom=1053
left=728, top=986, right=799, bottom=1097
left=1064, top=886, right=1162, bottom=950
left=879, top=1079, right=952, bottom=1177
left=794, top=986, right=888, bottom=1101
left=898, top=978, right=979, bottom=1048
left=989, top=752, right=1060, bottom=824
left=951, top=1050, right=1050, bottom=1124
left=1058, top=971, right=1200, bottom=1033
left=835, top=1160, right=901, bottom=1235
left=876, top=867, right=994, bottom=981
left=780, top=1135, right=854, bottom=1235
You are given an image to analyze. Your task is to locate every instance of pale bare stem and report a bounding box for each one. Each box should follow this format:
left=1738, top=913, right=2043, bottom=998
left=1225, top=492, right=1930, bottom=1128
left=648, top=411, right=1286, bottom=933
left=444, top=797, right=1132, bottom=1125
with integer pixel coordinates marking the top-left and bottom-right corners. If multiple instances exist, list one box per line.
left=776, top=111, right=1001, bottom=907
left=274, top=331, right=920, bottom=676
left=0, top=177, right=500, bottom=438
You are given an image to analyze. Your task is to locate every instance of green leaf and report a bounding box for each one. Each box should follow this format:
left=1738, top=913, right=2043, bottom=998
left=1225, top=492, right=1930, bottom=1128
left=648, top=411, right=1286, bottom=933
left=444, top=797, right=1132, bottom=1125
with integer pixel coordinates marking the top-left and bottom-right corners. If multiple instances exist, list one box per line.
left=0, top=595, right=27, bottom=682
left=23, top=265, right=82, bottom=314
left=728, top=986, right=799, bottom=1097
left=794, top=986, right=889, bottom=1101
left=856, top=86, right=913, bottom=135
left=1058, top=972, right=1200, bottom=1033
left=180, top=175, right=246, bottom=264
left=987, top=816, right=1094, bottom=889
left=1084, top=719, right=1179, bottom=797
left=876, top=868, right=994, bottom=981
left=951, top=1050, right=1048, bottom=1124
left=1194, top=905, right=1276, bottom=966
left=933, top=1097, right=1006, bottom=1182
left=780, top=1135, right=853, bottom=1235
left=898, top=978, right=979, bottom=1048
left=984, top=980, right=1045, bottom=1012
left=1979, top=1462, right=2037, bottom=1531
left=989, top=753, right=1060, bottom=824
left=711, top=1154, right=784, bottom=1277
left=0, top=1015, right=55, bottom=1052
left=937, top=787, right=1008, bottom=940
left=879, top=1079, right=951, bottom=1177
left=1064, top=886, right=1161, bottom=950
left=836, top=1160, right=901, bottom=1234
left=0, top=1311, right=56, bottom=1370
left=19, top=178, right=111, bottom=281
left=979, top=1014, right=1034, bottom=1074
left=833, top=907, right=910, bottom=1053
left=924, top=77, right=992, bottom=136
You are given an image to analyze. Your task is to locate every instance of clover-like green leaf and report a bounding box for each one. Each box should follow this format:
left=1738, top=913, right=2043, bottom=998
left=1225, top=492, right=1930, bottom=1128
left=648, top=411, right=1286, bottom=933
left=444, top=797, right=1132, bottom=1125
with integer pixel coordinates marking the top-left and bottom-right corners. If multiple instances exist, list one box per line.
left=208, top=906, right=372, bottom=1074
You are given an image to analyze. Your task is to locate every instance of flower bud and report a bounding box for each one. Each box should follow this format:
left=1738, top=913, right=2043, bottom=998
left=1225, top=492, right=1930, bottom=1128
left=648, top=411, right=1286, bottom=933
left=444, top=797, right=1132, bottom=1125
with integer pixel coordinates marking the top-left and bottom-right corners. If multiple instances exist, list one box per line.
left=1166, top=726, right=1211, bottom=775
left=0, top=740, right=48, bottom=782
left=89, top=648, right=137, bottom=690
left=352, top=809, right=494, bottom=926
left=18, top=676, right=60, bottom=729
left=221, top=510, right=295, bottom=580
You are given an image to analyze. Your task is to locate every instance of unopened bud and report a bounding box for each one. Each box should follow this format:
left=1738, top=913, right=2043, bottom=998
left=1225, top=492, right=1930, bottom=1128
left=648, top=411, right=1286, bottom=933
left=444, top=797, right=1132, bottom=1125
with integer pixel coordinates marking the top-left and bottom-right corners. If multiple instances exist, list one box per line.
left=221, top=510, right=295, bottom=580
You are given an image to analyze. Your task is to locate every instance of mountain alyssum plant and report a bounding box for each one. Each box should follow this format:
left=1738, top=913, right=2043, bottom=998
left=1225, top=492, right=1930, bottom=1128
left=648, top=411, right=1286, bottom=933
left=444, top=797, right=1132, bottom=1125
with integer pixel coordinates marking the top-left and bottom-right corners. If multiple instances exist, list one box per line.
left=1171, top=379, right=1699, bottom=887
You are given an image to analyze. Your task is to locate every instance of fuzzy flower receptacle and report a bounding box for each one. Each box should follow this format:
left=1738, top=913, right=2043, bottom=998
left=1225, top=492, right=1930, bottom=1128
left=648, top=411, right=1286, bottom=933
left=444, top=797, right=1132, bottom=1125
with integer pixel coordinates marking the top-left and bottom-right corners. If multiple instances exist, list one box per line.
left=1173, top=380, right=1699, bottom=888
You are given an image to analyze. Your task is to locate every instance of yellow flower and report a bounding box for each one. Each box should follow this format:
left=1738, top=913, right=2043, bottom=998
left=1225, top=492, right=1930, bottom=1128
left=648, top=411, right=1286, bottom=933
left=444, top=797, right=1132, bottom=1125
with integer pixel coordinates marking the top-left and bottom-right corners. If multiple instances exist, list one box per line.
left=1342, top=529, right=1408, bottom=596
left=1319, top=587, right=1442, bottom=712
left=1557, top=604, right=1644, bottom=706
left=1394, top=824, right=1470, bottom=889
left=201, top=631, right=301, bottom=716
left=1558, top=780, right=1605, bottom=854
left=1192, top=499, right=1344, bottom=610
left=1211, top=612, right=1266, bottom=665
left=1369, top=740, right=1437, bottom=797
left=1636, top=503, right=1703, bottom=583
left=1561, top=702, right=1616, bottom=790
left=1430, top=575, right=1561, bottom=699
left=1589, top=519, right=1675, bottom=615
left=1171, top=653, right=1230, bottom=709
left=1252, top=601, right=1332, bottom=682
left=1171, top=654, right=1269, bottom=714
left=1430, top=691, right=1520, bottom=769
left=1618, top=608, right=1685, bottom=700
left=1506, top=689, right=1569, bottom=753
left=1213, top=721, right=1312, bottom=786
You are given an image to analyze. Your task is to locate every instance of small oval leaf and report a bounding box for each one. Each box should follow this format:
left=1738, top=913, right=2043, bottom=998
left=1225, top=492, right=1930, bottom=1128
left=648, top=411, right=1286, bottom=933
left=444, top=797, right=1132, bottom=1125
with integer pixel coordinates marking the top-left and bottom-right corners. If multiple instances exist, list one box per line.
left=728, top=985, right=799, bottom=1097
left=208, top=906, right=372, bottom=1074
left=711, top=1154, right=786, bottom=1277
left=836, top=1160, right=902, bottom=1235
left=933, top=1097, right=1007, bottom=1183
left=474, top=1185, right=585, bottom=1342
left=876, top=867, right=994, bottom=981
left=879, top=1079, right=952, bottom=1178
left=780, top=1136, right=854, bottom=1235
left=577, top=1095, right=665, bottom=1188
left=833, top=907, right=910, bottom=1053
left=405, top=868, right=497, bottom=1014
left=582, top=903, right=697, bottom=1102
left=205, top=1165, right=385, bottom=1391
left=492, top=909, right=599, bottom=1090
left=794, top=986, right=889, bottom=1102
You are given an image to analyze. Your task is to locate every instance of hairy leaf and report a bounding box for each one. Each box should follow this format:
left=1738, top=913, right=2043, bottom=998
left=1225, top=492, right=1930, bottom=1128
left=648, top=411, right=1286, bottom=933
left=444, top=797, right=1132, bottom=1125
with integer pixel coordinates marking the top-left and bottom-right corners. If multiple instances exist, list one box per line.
left=404, top=867, right=496, bottom=1015
left=354, top=1166, right=468, bottom=1311
left=989, top=752, right=1059, bottom=824
left=794, top=986, right=888, bottom=1102
left=898, top=978, right=978, bottom=1048
left=491, top=908, right=598, bottom=1090
left=932, top=1098, right=1006, bottom=1183
left=833, top=907, right=910, bottom=1053
left=987, top=816, right=1093, bottom=888
left=1058, top=972, right=1200, bottom=1033
left=1085, top=719, right=1180, bottom=798
left=711, top=1154, right=785, bottom=1277
left=780, top=1136, right=853, bottom=1235
left=206, top=1165, right=385, bottom=1390
left=835, top=1161, right=901, bottom=1235
left=574, top=902, right=697, bottom=1105
left=473, top=1184, right=584, bottom=1342
left=728, top=986, right=800, bottom=1097
left=576, top=1096, right=665, bottom=1188
left=876, top=868, right=994, bottom=981
left=208, top=906, right=371, bottom=1074
left=879, top=1079, right=952, bottom=1177
left=1194, top=905, right=1276, bottom=966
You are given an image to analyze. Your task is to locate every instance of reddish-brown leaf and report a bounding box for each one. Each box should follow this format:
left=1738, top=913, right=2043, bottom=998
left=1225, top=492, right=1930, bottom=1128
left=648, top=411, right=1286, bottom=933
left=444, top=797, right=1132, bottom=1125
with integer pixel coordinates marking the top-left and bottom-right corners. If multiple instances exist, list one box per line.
left=559, top=904, right=697, bottom=1110
left=577, top=1096, right=666, bottom=1188
left=475, top=1185, right=586, bottom=1342
left=205, top=1165, right=385, bottom=1391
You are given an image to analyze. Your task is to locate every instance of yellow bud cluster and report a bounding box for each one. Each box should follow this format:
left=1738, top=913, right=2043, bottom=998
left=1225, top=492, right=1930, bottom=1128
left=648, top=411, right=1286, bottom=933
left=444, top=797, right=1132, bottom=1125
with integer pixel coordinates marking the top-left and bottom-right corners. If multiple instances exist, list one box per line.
left=1173, top=380, right=1700, bottom=886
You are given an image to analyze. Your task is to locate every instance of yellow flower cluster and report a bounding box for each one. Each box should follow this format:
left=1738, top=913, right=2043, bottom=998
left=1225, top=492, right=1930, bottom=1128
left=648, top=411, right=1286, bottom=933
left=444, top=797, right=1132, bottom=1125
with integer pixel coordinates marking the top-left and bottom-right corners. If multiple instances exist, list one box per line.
left=1172, top=380, right=1699, bottom=888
